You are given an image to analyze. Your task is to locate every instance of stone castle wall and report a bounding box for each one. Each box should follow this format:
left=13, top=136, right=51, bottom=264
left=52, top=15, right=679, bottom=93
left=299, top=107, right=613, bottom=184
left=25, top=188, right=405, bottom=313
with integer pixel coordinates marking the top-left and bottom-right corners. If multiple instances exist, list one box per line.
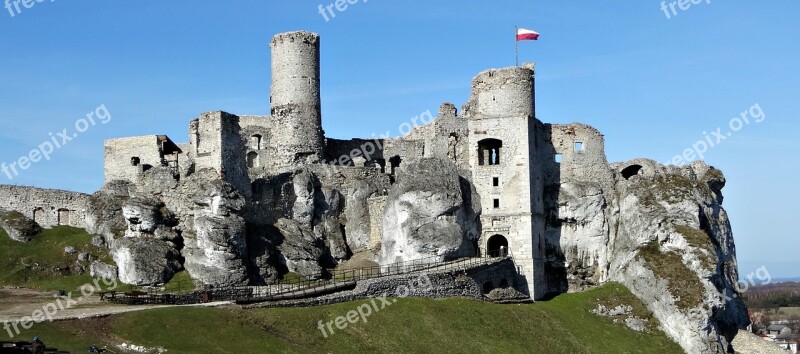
left=104, top=136, right=162, bottom=183
left=541, top=123, right=612, bottom=186
left=0, top=185, right=89, bottom=228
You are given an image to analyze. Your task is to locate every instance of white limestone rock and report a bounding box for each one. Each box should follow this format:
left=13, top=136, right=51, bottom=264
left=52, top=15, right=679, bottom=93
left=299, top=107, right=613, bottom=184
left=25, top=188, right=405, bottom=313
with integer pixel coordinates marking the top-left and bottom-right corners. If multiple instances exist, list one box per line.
left=272, top=218, right=326, bottom=279
left=607, top=162, right=748, bottom=354
left=111, top=237, right=181, bottom=286
left=379, top=158, right=479, bottom=266
left=89, top=261, right=118, bottom=281
left=182, top=215, right=249, bottom=286
left=85, top=181, right=134, bottom=245
left=181, top=175, right=249, bottom=286
left=122, top=196, right=163, bottom=237
left=343, top=180, right=378, bottom=253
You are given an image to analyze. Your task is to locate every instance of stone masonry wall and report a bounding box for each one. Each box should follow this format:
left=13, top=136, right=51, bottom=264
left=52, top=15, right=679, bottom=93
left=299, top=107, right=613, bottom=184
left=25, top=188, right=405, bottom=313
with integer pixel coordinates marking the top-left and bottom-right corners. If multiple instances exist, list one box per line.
left=0, top=185, right=89, bottom=228
left=104, top=136, right=162, bottom=184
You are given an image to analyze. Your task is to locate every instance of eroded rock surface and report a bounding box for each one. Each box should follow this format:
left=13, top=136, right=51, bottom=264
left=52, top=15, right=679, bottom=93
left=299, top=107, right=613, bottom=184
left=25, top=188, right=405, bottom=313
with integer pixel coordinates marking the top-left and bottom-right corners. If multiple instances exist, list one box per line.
left=380, top=159, right=479, bottom=265
left=0, top=210, right=41, bottom=242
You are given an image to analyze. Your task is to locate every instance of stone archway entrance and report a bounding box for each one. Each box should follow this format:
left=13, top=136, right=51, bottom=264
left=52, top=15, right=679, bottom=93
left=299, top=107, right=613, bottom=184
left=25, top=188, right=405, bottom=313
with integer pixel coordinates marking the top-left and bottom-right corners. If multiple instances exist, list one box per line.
left=487, top=234, right=509, bottom=257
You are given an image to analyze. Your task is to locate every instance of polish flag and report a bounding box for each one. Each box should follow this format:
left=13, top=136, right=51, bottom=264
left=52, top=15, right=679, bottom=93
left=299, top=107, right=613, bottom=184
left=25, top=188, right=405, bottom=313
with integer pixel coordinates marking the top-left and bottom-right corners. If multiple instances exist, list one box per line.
left=516, top=28, right=540, bottom=41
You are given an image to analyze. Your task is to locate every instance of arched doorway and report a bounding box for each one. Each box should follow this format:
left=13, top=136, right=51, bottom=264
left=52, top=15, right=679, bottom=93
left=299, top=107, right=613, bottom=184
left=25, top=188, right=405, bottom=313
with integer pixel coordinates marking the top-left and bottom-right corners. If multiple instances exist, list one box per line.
left=247, top=151, right=259, bottom=168
left=487, top=234, right=509, bottom=257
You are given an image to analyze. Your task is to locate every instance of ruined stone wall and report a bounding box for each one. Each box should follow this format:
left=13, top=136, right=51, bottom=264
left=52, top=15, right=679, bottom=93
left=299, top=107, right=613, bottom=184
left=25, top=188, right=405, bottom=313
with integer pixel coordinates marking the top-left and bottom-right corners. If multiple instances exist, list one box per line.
left=0, top=185, right=89, bottom=228
left=104, top=136, right=162, bottom=184
left=238, top=115, right=272, bottom=175
left=269, top=31, right=325, bottom=172
left=541, top=123, right=612, bottom=186
left=404, top=103, right=471, bottom=173
left=190, top=111, right=251, bottom=198
left=325, top=138, right=385, bottom=168
left=383, top=140, right=425, bottom=177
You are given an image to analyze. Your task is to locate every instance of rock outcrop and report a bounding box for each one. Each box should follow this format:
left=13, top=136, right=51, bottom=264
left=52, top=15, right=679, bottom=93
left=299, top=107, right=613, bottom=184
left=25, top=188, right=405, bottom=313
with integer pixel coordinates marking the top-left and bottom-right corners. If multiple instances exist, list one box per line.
left=546, top=159, right=749, bottom=353
left=0, top=209, right=42, bottom=242
left=90, top=261, right=119, bottom=281
left=379, top=158, right=480, bottom=265
left=111, top=237, right=181, bottom=285
left=85, top=181, right=133, bottom=245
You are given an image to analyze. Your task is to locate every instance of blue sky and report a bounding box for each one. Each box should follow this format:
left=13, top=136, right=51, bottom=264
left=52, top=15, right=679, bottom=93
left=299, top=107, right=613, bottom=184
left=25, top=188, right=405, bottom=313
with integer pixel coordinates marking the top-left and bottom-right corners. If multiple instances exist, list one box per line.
left=0, top=1, right=797, bottom=277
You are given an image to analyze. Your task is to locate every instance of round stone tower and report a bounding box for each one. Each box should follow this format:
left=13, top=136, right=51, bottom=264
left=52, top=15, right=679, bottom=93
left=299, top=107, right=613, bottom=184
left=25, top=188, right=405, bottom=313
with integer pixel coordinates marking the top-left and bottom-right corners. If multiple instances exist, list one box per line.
left=466, top=65, right=535, bottom=118
left=269, top=31, right=325, bottom=168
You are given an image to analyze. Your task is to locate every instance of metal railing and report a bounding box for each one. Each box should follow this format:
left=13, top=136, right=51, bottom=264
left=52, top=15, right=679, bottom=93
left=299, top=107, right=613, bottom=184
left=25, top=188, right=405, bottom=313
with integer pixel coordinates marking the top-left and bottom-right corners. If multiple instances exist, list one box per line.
left=105, top=250, right=512, bottom=305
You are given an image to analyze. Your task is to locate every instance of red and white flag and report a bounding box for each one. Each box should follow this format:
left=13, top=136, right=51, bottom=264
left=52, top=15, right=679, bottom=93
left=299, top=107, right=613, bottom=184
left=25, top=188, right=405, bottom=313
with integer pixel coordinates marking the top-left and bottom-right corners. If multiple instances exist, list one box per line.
left=516, top=28, right=540, bottom=41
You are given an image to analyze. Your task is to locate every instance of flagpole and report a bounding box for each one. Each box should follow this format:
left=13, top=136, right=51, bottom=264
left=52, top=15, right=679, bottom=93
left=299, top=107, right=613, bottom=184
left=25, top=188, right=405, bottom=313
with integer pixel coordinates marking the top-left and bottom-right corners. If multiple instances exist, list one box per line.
left=515, top=26, right=519, bottom=67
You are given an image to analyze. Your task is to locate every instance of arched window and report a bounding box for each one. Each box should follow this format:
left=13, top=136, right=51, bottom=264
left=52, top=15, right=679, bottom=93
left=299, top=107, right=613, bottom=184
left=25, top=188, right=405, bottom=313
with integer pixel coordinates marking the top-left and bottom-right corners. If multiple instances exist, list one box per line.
left=247, top=152, right=259, bottom=168
left=478, top=139, right=503, bottom=166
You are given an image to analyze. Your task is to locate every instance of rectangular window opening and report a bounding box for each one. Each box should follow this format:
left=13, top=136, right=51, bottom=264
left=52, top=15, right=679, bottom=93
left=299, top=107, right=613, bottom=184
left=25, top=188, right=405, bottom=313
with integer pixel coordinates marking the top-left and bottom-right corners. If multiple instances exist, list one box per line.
left=492, top=177, right=499, bottom=187
left=555, top=154, right=563, bottom=163
left=575, top=141, right=585, bottom=153
left=493, top=199, right=500, bottom=209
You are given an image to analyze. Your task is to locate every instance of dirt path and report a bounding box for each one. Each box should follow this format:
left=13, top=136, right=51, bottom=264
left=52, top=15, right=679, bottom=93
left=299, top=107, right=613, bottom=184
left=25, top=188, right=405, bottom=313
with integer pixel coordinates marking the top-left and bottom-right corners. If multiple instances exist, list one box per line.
left=0, top=287, right=233, bottom=322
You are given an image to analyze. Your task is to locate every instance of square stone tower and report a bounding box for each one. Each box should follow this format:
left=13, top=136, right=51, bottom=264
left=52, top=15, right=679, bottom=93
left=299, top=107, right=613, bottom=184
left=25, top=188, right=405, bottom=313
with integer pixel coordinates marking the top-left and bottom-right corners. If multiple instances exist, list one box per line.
left=465, top=65, right=546, bottom=300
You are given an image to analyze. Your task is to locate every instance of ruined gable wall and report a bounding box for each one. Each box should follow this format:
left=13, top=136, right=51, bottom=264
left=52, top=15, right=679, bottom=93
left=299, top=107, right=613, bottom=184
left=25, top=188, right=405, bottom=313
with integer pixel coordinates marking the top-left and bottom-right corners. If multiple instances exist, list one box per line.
left=541, top=123, right=612, bottom=186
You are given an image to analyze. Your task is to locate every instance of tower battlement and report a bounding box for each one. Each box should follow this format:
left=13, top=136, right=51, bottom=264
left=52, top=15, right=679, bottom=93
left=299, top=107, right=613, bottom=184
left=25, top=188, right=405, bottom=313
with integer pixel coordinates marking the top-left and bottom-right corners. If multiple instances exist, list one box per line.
left=465, top=66, right=535, bottom=119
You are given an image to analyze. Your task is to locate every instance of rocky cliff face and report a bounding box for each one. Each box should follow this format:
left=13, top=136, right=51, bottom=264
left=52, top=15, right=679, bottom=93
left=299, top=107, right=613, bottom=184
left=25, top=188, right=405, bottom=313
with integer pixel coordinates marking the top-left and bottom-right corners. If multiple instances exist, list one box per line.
left=79, top=154, right=748, bottom=353
left=380, top=159, right=479, bottom=265
left=546, top=159, right=749, bottom=353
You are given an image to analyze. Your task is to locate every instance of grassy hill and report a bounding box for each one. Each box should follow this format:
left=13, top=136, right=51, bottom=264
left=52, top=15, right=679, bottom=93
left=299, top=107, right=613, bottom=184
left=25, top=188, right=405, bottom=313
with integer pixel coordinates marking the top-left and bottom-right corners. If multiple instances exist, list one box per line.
left=13, top=284, right=682, bottom=354
left=1, top=228, right=681, bottom=353
left=0, top=226, right=114, bottom=291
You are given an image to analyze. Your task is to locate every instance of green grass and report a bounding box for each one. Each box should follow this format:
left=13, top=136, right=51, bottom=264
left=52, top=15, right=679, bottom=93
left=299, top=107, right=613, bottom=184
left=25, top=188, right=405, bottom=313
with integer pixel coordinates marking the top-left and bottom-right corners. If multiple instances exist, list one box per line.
left=639, top=241, right=703, bottom=310
left=162, top=271, right=197, bottom=293
left=17, top=283, right=682, bottom=354
left=674, top=225, right=717, bottom=271
left=0, top=226, right=112, bottom=291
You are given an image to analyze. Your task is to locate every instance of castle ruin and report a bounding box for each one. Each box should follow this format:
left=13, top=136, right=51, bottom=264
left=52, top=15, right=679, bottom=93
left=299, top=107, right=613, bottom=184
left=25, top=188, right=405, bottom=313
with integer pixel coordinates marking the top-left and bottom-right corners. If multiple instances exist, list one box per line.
left=0, top=31, right=753, bottom=352
left=95, top=31, right=613, bottom=299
